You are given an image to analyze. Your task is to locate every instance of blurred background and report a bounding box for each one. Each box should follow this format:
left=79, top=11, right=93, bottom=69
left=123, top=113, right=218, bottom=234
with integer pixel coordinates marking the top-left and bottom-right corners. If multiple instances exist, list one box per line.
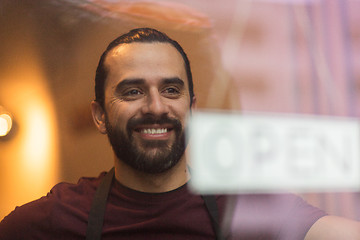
left=0, top=0, right=359, bottom=221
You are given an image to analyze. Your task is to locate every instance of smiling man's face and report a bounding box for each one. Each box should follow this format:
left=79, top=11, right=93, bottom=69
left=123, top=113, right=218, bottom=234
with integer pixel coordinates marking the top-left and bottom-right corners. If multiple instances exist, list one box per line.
left=101, top=42, right=194, bottom=173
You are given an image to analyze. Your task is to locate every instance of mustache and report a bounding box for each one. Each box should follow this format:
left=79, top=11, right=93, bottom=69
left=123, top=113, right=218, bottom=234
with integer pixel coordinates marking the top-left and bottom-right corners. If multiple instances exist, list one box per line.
left=127, top=115, right=182, bottom=132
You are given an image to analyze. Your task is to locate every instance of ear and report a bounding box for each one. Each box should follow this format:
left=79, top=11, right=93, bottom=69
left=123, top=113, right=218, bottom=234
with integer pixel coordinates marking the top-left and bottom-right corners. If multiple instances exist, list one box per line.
left=190, top=96, right=197, bottom=112
left=91, top=100, right=107, bottom=134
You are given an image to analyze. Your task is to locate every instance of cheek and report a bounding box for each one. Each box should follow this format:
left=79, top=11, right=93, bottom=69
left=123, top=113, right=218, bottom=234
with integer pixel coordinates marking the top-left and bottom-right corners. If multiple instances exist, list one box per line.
left=107, top=102, right=141, bottom=128
left=110, top=106, right=123, bottom=119
left=170, top=102, right=191, bottom=122
left=106, top=105, right=127, bottom=129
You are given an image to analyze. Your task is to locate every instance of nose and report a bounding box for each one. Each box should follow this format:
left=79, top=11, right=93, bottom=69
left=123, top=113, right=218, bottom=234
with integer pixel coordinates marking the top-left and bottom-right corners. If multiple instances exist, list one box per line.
left=141, top=89, right=169, bottom=116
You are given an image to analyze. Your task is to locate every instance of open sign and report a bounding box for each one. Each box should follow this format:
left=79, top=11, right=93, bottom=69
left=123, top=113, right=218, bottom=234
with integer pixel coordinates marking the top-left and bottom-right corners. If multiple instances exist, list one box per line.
left=188, top=111, right=360, bottom=194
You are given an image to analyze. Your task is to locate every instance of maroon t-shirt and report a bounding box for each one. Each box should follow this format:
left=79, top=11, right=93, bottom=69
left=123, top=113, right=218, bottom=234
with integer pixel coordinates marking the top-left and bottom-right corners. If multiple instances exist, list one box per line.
left=0, top=172, right=326, bottom=239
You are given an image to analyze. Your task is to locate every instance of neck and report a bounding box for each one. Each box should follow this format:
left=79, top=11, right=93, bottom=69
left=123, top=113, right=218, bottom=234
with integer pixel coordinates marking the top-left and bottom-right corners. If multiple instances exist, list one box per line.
left=114, top=156, right=190, bottom=193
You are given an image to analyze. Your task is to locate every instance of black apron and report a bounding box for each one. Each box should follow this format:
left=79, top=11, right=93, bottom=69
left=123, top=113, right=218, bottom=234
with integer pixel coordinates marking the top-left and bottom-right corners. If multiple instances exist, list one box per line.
left=85, top=168, right=224, bottom=240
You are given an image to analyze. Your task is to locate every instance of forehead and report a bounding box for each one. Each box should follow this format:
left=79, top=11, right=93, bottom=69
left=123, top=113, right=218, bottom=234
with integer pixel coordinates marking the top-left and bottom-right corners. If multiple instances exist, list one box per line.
left=104, top=42, right=188, bottom=88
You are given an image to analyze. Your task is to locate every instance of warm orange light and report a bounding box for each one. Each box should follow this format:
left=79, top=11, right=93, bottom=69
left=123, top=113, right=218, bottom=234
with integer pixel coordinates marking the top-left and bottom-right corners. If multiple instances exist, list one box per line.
left=22, top=101, right=57, bottom=177
left=0, top=113, right=12, bottom=137
left=0, top=34, right=60, bottom=220
left=0, top=9, right=61, bottom=220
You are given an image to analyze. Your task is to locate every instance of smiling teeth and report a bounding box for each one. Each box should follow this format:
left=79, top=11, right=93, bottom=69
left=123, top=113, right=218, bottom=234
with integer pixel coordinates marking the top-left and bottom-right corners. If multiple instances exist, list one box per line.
left=142, top=128, right=168, bottom=134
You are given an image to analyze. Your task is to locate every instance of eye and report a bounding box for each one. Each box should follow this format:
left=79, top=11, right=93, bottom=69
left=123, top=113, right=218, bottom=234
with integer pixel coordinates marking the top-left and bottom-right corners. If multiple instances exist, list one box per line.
left=126, top=89, right=142, bottom=96
left=163, top=87, right=180, bottom=95
left=120, top=88, right=143, bottom=100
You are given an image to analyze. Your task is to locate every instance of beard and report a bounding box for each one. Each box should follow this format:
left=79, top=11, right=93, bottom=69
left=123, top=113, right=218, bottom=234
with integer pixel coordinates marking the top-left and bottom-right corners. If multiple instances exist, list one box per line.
left=105, top=113, right=186, bottom=174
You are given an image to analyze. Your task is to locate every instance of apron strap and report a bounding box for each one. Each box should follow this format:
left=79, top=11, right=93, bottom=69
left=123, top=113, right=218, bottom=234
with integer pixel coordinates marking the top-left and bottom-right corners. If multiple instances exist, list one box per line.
left=202, top=195, right=224, bottom=240
left=85, top=167, right=224, bottom=239
left=86, top=167, right=114, bottom=240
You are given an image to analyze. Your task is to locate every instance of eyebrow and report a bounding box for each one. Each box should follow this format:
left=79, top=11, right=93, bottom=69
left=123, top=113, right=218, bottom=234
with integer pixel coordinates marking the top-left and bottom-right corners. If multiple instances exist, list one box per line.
left=115, top=77, right=185, bottom=91
left=163, top=77, right=185, bottom=87
left=115, top=78, right=145, bottom=92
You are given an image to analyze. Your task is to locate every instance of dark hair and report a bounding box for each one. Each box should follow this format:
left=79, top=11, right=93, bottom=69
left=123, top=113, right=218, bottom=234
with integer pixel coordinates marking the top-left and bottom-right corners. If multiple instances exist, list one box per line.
left=95, top=28, right=194, bottom=107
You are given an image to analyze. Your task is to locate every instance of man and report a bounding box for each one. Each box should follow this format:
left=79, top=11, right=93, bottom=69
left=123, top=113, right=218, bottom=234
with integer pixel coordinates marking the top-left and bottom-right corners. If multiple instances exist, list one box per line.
left=0, top=28, right=359, bottom=239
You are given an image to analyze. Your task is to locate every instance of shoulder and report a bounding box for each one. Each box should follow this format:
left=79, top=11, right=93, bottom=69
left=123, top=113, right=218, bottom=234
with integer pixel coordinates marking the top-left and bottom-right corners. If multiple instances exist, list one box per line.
left=226, top=193, right=327, bottom=239
left=49, top=174, right=102, bottom=201
left=0, top=172, right=106, bottom=240
left=305, top=215, right=360, bottom=240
